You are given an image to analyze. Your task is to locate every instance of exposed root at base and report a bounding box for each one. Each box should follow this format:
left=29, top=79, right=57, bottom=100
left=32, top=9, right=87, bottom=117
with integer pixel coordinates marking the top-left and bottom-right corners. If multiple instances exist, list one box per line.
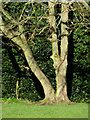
left=29, top=99, right=76, bottom=105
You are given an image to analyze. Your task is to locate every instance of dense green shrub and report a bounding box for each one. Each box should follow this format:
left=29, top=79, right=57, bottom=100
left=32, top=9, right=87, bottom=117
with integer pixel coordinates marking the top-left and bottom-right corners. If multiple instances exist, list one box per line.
left=70, top=29, right=89, bottom=103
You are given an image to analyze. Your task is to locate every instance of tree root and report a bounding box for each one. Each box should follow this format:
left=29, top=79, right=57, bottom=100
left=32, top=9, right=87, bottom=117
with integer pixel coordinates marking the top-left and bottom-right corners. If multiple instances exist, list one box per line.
left=29, top=98, right=76, bottom=105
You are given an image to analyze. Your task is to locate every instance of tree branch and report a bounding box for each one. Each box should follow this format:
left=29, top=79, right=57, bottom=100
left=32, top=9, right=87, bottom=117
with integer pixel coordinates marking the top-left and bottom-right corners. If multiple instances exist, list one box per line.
left=81, top=0, right=90, bottom=12
left=2, top=8, right=17, bottom=24
left=0, top=15, right=23, bottom=46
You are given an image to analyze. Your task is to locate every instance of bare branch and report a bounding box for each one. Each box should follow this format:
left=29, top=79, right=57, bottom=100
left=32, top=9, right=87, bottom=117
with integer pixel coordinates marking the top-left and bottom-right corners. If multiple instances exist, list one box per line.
left=81, top=0, right=90, bottom=12
left=2, top=8, right=17, bottom=24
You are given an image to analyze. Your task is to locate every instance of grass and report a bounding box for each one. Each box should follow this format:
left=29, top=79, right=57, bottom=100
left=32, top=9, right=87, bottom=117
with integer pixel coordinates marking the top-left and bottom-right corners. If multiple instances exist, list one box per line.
left=2, top=102, right=88, bottom=118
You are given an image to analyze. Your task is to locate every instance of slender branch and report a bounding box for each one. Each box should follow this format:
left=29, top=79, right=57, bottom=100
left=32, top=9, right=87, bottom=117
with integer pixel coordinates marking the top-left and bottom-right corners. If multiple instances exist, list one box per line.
left=0, top=16, right=23, bottom=46
left=2, top=8, right=17, bottom=24
left=81, top=0, right=90, bottom=12
left=19, top=2, right=31, bottom=21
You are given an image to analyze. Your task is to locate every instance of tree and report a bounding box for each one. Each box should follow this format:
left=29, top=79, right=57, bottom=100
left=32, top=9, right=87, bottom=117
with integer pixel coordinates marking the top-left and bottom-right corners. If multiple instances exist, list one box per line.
left=0, top=1, right=89, bottom=104
left=48, top=2, right=69, bottom=102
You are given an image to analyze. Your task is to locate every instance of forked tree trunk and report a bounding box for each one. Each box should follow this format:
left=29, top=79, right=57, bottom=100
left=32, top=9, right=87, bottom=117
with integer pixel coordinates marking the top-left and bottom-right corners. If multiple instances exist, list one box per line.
left=1, top=2, right=70, bottom=104
left=48, top=2, right=69, bottom=103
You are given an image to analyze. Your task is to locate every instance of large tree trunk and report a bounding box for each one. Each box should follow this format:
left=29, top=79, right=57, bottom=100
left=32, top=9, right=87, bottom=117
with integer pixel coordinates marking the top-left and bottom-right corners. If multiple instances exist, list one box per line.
left=56, top=3, right=69, bottom=102
left=48, top=2, right=60, bottom=72
left=18, top=25, right=56, bottom=101
left=21, top=42, right=56, bottom=101
left=0, top=15, right=55, bottom=101
left=48, top=2, right=69, bottom=103
left=48, top=2, right=60, bottom=83
left=1, top=3, right=71, bottom=104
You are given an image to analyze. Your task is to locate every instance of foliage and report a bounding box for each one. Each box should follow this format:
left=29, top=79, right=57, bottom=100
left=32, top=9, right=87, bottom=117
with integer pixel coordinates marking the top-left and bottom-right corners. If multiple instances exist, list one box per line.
left=70, top=29, right=89, bottom=103
left=1, top=97, right=30, bottom=104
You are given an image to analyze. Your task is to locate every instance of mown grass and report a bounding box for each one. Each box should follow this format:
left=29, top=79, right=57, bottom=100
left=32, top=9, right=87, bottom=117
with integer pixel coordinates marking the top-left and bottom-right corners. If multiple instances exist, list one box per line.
left=2, top=102, right=88, bottom=118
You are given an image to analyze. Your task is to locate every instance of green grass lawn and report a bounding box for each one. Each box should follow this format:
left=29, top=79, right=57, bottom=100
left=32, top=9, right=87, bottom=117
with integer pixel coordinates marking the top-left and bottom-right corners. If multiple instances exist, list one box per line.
left=2, top=103, right=88, bottom=118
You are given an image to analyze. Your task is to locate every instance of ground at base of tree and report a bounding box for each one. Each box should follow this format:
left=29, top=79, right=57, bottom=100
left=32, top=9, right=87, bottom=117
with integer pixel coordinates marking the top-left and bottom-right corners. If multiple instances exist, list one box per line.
left=2, top=102, right=88, bottom=118
left=31, top=99, right=76, bottom=105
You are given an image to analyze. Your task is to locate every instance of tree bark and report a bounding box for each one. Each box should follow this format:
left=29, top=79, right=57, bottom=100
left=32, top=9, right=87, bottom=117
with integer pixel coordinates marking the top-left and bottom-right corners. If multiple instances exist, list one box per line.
left=48, top=2, right=61, bottom=97
left=48, top=2, right=69, bottom=103
left=1, top=3, right=71, bottom=104
left=0, top=15, right=55, bottom=101
left=21, top=43, right=55, bottom=101
left=16, top=81, right=19, bottom=100
left=56, top=3, right=69, bottom=102
left=48, top=2, right=60, bottom=72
